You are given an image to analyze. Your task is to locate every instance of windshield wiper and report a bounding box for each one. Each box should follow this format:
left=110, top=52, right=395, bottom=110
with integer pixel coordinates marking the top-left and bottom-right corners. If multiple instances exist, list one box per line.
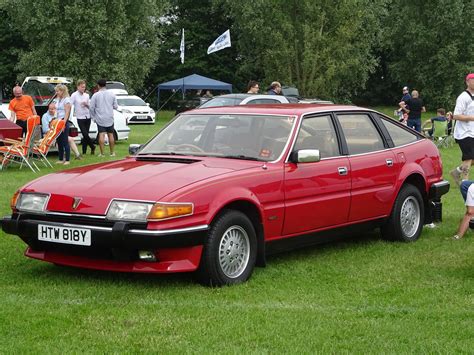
left=222, top=155, right=265, bottom=161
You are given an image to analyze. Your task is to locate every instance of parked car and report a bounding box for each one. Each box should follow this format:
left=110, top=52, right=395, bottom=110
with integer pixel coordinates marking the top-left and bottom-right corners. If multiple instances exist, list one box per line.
left=2, top=104, right=449, bottom=286
left=0, top=110, right=22, bottom=145
left=199, top=93, right=296, bottom=108
left=117, top=95, right=155, bottom=124
left=19, top=76, right=130, bottom=142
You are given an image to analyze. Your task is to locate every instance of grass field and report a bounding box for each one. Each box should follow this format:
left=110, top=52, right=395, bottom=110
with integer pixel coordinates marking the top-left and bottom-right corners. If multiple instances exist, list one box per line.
left=0, top=109, right=473, bottom=353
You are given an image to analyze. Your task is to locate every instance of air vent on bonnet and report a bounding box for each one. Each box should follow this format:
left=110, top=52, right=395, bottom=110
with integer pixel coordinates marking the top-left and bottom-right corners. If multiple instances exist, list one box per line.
left=135, top=156, right=200, bottom=164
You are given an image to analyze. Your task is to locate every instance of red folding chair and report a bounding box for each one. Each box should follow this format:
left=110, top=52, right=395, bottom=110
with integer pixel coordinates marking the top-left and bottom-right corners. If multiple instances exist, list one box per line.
left=30, top=119, right=65, bottom=168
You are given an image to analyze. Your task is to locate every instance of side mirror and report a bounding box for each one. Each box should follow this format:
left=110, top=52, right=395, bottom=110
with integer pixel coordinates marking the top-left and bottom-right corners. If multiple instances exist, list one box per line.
left=289, top=149, right=321, bottom=163
left=146, top=103, right=150, bottom=106
left=128, top=144, right=142, bottom=155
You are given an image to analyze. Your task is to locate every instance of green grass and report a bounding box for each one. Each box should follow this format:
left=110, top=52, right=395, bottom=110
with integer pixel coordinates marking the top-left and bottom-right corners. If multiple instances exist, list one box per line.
left=1, top=109, right=473, bottom=353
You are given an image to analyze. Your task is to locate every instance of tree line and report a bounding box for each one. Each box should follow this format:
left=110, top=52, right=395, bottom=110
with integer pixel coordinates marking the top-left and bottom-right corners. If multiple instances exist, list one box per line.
left=1, top=0, right=473, bottom=110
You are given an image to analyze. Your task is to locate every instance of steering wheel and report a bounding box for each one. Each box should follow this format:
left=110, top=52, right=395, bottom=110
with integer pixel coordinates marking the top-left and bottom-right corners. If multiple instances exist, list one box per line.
left=174, top=144, right=205, bottom=153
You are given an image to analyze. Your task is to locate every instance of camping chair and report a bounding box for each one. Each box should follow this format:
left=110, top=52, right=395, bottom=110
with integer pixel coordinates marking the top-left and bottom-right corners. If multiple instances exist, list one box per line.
left=0, top=115, right=41, bottom=172
left=30, top=119, right=65, bottom=168
left=432, top=120, right=449, bottom=148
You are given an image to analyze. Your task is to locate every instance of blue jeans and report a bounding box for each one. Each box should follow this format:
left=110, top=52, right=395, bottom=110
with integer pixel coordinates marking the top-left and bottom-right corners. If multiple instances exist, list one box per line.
left=407, top=118, right=421, bottom=133
left=460, top=180, right=474, bottom=202
left=57, top=120, right=70, bottom=161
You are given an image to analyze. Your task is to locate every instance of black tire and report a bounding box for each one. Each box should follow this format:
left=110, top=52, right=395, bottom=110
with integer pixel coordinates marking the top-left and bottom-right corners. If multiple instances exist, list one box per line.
left=196, top=210, right=257, bottom=286
left=381, top=184, right=424, bottom=242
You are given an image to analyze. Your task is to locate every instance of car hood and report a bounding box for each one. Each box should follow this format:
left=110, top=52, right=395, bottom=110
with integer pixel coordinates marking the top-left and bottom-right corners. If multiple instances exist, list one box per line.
left=22, top=157, right=256, bottom=215
left=119, top=105, right=151, bottom=113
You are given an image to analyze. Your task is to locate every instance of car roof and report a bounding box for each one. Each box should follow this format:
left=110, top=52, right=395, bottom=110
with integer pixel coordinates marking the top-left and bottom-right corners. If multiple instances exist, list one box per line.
left=22, top=76, right=73, bottom=85
left=210, top=93, right=286, bottom=100
left=186, top=103, right=367, bottom=116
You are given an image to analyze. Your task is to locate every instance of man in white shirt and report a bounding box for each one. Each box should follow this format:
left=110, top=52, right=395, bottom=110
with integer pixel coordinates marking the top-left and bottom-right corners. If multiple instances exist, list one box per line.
left=450, top=73, right=474, bottom=185
left=70, top=80, right=95, bottom=155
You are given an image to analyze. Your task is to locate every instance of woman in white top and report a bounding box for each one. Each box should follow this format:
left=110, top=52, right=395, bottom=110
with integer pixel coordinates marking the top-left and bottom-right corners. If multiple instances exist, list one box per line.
left=55, top=84, right=72, bottom=165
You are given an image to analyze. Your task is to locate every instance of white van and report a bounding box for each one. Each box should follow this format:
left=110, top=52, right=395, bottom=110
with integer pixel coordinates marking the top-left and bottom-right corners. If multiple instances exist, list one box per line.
left=19, top=76, right=130, bottom=142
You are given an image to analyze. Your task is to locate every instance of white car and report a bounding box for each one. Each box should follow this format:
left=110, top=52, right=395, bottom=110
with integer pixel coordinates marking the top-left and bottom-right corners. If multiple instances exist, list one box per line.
left=19, top=76, right=130, bottom=142
left=116, top=95, right=155, bottom=124
left=106, top=81, right=128, bottom=95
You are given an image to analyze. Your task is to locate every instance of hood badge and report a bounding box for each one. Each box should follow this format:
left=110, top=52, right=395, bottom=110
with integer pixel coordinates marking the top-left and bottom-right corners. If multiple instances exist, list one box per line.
left=72, top=197, right=82, bottom=210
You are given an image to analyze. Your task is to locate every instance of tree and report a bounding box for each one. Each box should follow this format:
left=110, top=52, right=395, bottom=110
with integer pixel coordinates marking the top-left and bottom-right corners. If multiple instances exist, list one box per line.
left=4, top=0, right=168, bottom=93
left=381, top=0, right=474, bottom=108
left=224, top=0, right=387, bottom=101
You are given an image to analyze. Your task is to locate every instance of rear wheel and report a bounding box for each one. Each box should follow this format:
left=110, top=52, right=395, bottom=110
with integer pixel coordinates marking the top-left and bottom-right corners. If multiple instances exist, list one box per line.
left=381, top=184, right=424, bottom=242
left=197, top=210, right=257, bottom=286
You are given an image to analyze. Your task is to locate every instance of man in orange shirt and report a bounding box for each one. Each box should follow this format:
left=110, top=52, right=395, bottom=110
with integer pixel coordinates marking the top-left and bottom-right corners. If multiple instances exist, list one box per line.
left=8, top=86, right=37, bottom=135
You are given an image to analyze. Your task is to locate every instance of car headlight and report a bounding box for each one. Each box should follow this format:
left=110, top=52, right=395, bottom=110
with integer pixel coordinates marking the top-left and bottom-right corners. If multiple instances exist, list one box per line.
left=122, top=109, right=133, bottom=114
left=106, top=200, right=153, bottom=222
left=15, top=193, right=49, bottom=212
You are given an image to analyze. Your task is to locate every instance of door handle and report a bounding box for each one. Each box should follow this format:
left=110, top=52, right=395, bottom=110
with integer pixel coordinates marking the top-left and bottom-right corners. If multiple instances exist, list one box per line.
left=386, top=159, right=393, bottom=167
left=338, top=167, right=348, bottom=175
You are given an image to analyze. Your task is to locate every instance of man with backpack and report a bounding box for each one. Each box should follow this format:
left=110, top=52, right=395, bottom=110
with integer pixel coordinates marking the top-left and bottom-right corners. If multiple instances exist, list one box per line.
left=450, top=73, right=474, bottom=186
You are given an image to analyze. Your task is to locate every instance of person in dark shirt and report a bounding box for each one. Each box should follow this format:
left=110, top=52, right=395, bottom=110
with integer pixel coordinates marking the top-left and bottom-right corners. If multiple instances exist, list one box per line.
left=422, top=108, right=447, bottom=137
left=400, top=90, right=426, bottom=132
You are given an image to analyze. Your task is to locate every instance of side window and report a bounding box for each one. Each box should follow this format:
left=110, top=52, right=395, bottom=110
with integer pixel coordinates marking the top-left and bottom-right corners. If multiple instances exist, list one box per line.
left=379, top=116, right=418, bottom=146
left=294, top=115, right=340, bottom=158
left=338, top=114, right=385, bottom=154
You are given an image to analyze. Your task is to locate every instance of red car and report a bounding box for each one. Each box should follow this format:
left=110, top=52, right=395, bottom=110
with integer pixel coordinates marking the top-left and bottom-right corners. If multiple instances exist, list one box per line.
left=2, top=104, right=449, bottom=286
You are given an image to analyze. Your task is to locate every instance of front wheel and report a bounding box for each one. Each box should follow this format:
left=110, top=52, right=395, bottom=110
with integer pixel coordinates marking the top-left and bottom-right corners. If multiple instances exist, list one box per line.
left=381, top=184, right=424, bottom=242
left=197, top=210, right=257, bottom=286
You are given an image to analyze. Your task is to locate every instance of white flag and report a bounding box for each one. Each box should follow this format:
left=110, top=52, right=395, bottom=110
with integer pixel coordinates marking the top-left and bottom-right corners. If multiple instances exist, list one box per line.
left=207, top=29, right=231, bottom=55
left=180, top=28, right=185, bottom=64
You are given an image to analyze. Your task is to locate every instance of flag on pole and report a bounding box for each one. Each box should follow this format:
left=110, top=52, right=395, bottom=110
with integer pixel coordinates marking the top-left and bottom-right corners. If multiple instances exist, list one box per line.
left=180, top=28, right=185, bottom=64
left=207, top=29, right=231, bottom=55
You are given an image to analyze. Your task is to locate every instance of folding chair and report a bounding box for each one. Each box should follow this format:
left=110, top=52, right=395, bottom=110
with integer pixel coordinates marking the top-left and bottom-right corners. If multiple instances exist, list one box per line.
left=30, top=119, right=65, bottom=168
left=0, top=115, right=41, bottom=172
left=432, top=120, right=449, bottom=148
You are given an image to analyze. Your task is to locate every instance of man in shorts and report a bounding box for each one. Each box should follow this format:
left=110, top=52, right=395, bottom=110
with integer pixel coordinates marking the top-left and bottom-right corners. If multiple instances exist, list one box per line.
left=89, top=79, right=118, bottom=157
left=450, top=73, right=474, bottom=185
left=453, top=180, right=474, bottom=240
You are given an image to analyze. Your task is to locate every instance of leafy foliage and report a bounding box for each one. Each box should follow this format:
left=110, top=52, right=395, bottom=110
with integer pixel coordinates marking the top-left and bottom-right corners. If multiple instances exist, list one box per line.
left=4, top=0, right=168, bottom=93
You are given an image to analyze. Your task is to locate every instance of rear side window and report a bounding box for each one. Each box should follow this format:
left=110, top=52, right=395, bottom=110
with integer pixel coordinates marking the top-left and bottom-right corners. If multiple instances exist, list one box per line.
left=379, top=117, right=418, bottom=146
left=338, top=114, right=385, bottom=155
left=246, top=99, right=282, bottom=105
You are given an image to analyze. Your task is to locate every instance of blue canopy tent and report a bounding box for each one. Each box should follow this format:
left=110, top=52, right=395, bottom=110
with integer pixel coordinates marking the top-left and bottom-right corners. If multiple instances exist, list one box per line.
left=157, top=74, right=232, bottom=109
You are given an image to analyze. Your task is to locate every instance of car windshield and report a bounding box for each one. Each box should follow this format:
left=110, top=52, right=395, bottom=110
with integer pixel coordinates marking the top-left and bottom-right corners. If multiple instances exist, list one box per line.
left=106, top=82, right=126, bottom=90
left=139, top=114, right=295, bottom=161
left=117, top=98, right=146, bottom=106
left=22, top=80, right=58, bottom=106
left=199, top=97, right=243, bottom=108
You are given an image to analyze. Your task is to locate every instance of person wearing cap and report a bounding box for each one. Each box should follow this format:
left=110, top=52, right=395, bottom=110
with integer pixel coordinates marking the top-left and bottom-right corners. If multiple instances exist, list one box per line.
left=450, top=73, right=474, bottom=186
left=267, top=81, right=282, bottom=95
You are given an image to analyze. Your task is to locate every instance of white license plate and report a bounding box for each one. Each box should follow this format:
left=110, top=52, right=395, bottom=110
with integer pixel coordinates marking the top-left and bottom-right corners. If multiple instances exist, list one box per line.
left=38, top=224, right=91, bottom=246
left=137, top=115, right=148, bottom=119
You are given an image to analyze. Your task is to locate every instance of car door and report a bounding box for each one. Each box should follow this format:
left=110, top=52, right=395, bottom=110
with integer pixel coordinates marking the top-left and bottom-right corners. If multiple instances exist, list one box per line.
left=336, top=112, right=398, bottom=222
left=283, top=114, right=351, bottom=235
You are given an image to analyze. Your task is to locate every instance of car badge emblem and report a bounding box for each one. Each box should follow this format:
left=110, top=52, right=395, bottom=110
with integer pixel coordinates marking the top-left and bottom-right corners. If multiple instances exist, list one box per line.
left=72, top=197, right=82, bottom=210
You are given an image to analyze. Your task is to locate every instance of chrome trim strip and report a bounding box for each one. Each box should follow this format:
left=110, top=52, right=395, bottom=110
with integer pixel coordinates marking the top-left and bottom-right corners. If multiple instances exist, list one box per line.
left=43, top=211, right=106, bottom=219
left=129, top=224, right=209, bottom=236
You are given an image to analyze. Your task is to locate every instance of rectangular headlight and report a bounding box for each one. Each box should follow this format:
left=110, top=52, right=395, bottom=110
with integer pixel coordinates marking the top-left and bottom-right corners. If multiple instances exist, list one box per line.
left=16, top=193, right=49, bottom=212
left=106, top=200, right=153, bottom=222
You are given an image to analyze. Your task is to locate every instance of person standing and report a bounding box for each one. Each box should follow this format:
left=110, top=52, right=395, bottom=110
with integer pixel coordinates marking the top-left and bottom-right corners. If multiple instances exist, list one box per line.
left=71, top=79, right=95, bottom=155
left=400, top=90, right=426, bottom=132
left=246, top=81, right=260, bottom=94
left=267, top=81, right=282, bottom=95
left=55, top=84, right=72, bottom=165
left=90, top=79, right=118, bottom=157
left=401, top=86, right=411, bottom=102
left=8, top=86, right=37, bottom=136
left=450, top=73, right=474, bottom=186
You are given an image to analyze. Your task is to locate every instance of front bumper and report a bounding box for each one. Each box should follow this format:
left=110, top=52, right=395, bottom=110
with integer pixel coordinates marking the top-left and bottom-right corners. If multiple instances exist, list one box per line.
left=2, top=213, right=208, bottom=273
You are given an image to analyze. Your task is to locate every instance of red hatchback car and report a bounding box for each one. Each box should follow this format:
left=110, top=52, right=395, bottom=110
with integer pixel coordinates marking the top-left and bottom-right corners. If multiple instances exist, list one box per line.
left=2, top=104, right=449, bottom=286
